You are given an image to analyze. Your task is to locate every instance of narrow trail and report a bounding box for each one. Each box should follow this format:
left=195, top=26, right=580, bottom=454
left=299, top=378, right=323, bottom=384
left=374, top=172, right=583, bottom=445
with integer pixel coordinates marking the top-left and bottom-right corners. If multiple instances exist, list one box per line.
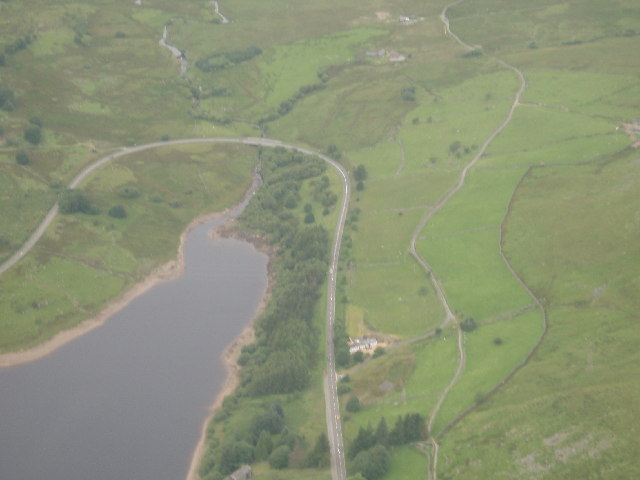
left=159, top=24, right=188, bottom=76
left=405, top=2, right=528, bottom=479
left=211, top=0, right=230, bottom=24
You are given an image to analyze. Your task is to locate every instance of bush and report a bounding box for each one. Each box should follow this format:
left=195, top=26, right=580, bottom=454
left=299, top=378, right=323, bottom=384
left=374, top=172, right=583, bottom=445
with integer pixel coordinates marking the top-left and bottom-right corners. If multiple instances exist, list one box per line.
left=59, top=189, right=98, bottom=214
left=108, top=205, right=127, bottom=218
left=346, top=396, right=361, bottom=412
left=15, top=150, right=29, bottom=165
left=268, top=445, right=290, bottom=469
left=29, top=116, right=43, bottom=127
left=351, top=445, right=390, bottom=480
left=118, top=186, right=140, bottom=199
left=460, top=318, right=477, bottom=332
left=24, top=126, right=42, bottom=145
left=0, top=87, right=15, bottom=111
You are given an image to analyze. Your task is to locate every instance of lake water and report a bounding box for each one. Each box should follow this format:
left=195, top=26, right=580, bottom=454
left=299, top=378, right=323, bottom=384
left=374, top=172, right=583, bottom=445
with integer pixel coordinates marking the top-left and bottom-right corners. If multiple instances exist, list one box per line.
left=0, top=218, right=268, bottom=480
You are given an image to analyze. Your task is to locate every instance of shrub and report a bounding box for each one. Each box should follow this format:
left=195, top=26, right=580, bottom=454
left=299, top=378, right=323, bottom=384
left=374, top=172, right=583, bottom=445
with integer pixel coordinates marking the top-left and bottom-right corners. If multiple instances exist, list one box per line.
left=29, top=116, right=43, bottom=127
left=372, top=347, right=385, bottom=358
left=108, top=205, right=127, bottom=218
left=268, top=445, right=290, bottom=469
left=24, top=126, right=42, bottom=145
left=0, top=87, right=16, bottom=111
left=118, top=186, right=140, bottom=199
left=346, top=396, right=361, bottom=412
left=460, top=317, right=477, bottom=332
left=15, top=150, right=29, bottom=165
left=59, top=189, right=98, bottom=214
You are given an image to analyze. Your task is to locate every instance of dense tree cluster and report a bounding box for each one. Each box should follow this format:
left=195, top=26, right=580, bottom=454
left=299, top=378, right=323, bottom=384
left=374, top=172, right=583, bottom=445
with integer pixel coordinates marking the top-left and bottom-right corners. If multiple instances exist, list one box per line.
left=348, top=414, right=426, bottom=479
left=236, top=148, right=333, bottom=395
left=196, top=46, right=262, bottom=72
left=199, top=403, right=292, bottom=479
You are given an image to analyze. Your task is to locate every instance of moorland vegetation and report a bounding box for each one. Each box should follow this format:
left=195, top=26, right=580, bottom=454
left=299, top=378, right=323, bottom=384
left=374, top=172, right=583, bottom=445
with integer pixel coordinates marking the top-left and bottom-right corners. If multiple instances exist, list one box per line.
left=0, top=0, right=638, bottom=479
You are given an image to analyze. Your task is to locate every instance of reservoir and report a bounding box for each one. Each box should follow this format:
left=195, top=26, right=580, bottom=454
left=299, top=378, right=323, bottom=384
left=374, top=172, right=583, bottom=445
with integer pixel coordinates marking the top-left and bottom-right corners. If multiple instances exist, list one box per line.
left=0, top=217, right=268, bottom=480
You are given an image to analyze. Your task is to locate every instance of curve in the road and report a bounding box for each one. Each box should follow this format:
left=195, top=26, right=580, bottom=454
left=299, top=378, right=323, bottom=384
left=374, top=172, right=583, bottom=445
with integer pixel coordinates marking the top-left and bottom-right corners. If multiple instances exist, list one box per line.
left=0, top=136, right=350, bottom=480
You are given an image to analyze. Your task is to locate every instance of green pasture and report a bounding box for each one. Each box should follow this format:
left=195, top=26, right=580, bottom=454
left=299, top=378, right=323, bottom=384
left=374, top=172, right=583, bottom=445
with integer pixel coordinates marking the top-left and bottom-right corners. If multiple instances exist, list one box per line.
left=398, top=70, right=518, bottom=175
left=0, top=162, right=56, bottom=261
left=0, top=143, right=256, bottom=351
left=504, top=35, right=640, bottom=77
left=357, top=170, right=459, bottom=212
left=381, top=445, right=427, bottom=480
left=268, top=64, right=420, bottom=152
left=486, top=106, right=619, bottom=155
left=523, top=70, right=638, bottom=117
left=347, top=261, right=444, bottom=338
left=438, top=305, right=640, bottom=479
left=421, top=166, right=528, bottom=233
left=415, top=166, right=533, bottom=320
left=347, top=141, right=405, bottom=180
left=448, top=0, right=640, bottom=52
left=342, top=332, right=460, bottom=437
left=349, top=208, right=422, bottom=264
left=258, top=28, right=386, bottom=109
left=503, top=152, right=640, bottom=308
left=417, top=227, right=532, bottom=320
left=483, top=133, right=630, bottom=168
left=435, top=135, right=640, bottom=477
left=433, top=309, right=543, bottom=434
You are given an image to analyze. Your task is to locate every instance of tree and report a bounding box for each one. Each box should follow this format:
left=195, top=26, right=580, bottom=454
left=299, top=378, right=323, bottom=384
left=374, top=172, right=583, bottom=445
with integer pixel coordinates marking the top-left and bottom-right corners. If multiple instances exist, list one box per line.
left=326, top=144, right=342, bottom=160
left=218, top=441, right=254, bottom=475
left=346, top=396, right=361, bottom=413
left=0, top=87, right=15, bottom=111
left=15, top=150, right=29, bottom=165
left=254, top=431, right=273, bottom=461
left=304, top=212, right=315, bottom=224
left=108, top=205, right=127, bottom=218
left=351, top=445, right=390, bottom=480
left=460, top=317, right=477, bottom=332
left=374, top=417, right=389, bottom=446
left=349, top=426, right=375, bottom=459
left=24, top=125, right=42, bottom=145
left=305, top=433, right=329, bottom=468
left=268, top=445, right=290, bottom=469
left=353, top=164, right=368, bottom=182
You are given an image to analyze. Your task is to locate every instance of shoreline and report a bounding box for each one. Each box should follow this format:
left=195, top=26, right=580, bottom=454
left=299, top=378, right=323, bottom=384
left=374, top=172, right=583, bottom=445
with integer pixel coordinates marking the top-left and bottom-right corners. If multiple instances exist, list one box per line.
left=0, top=209, right=229, bottom=369
left=185, top=221, right=275, bottom=480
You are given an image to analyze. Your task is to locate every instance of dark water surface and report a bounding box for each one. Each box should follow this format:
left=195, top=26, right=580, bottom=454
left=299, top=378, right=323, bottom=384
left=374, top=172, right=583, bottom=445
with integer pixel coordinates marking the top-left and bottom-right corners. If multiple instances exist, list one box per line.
left=0, top=219, right=267, bottom=480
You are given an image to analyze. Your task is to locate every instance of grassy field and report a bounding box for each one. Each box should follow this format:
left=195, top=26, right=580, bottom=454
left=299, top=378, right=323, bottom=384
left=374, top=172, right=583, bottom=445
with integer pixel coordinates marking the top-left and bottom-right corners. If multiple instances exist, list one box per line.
left=438, top=151, right=640, bottom=479
left=0, top=143, right=256, bottom=351
left=1, top=0, right=639, bottom=478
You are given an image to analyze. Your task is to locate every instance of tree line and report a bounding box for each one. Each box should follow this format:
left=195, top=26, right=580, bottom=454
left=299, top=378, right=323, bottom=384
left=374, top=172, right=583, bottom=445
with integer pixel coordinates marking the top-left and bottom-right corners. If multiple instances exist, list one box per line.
left=348, top=414, right=426, bottom=480
left=236, top=147, right=334, bottom=396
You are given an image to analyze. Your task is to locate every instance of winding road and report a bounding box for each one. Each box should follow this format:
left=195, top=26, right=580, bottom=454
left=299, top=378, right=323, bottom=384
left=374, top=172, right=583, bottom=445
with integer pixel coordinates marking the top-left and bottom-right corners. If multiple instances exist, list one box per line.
left=0, top=136, right=350, bottom=480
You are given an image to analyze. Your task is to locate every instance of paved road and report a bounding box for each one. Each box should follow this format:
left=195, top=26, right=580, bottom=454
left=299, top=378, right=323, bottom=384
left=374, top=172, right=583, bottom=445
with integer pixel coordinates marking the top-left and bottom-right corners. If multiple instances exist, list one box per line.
left=0, top=136, right=350, bottom=480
